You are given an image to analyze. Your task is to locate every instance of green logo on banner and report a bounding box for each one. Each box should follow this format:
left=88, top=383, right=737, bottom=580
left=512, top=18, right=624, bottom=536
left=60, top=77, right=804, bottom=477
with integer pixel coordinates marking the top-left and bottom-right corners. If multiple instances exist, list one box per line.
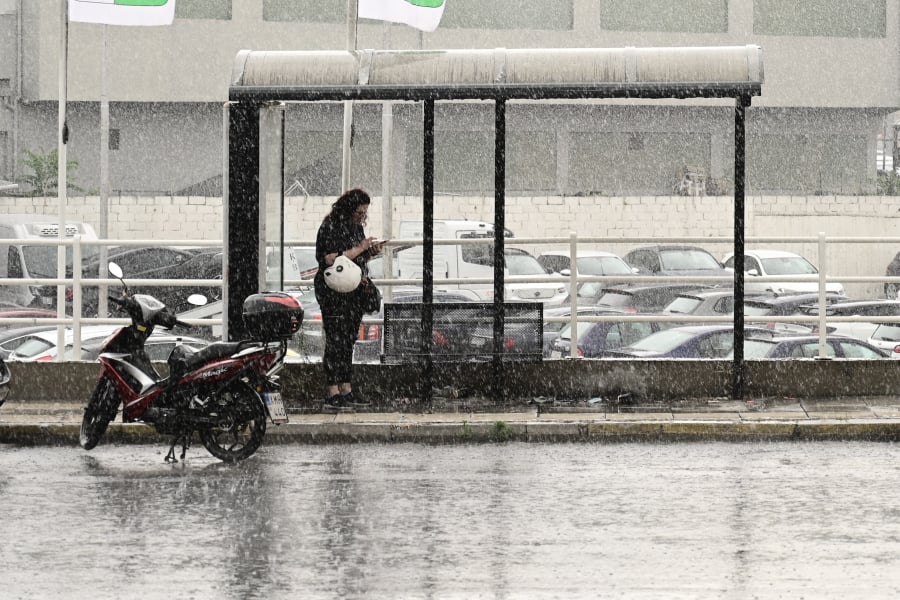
left=406, top=0, right=445, bottom=7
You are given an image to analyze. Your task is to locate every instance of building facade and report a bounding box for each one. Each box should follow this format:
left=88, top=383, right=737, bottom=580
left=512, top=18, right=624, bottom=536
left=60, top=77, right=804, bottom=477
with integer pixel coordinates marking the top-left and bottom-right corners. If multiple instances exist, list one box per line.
left=0, top=0, right=898, bottom=196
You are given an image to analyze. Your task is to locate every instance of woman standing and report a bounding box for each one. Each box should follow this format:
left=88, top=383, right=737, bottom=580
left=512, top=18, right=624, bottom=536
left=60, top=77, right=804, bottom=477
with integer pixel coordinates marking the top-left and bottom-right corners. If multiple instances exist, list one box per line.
left=314, top=189, right=385, bottom=412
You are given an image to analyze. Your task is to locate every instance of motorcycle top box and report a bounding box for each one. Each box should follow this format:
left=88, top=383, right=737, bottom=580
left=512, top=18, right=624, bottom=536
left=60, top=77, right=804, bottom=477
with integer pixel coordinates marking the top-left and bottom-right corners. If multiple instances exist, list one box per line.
left=243, top=292, right=303, bottom=341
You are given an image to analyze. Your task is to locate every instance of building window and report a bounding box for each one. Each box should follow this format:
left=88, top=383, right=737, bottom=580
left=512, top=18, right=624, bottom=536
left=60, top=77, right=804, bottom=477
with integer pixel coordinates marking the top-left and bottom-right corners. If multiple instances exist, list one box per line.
left=754, top=0, right=886, bottom=37
left=109, top=129, right=120, bottom=151
left=440, top=0, right=573, bottom=30
left=175, top=0, right=232, bottom=20
left=263, top=0, right=343, bottom=23
left=600, top=0, right=728, bottom=33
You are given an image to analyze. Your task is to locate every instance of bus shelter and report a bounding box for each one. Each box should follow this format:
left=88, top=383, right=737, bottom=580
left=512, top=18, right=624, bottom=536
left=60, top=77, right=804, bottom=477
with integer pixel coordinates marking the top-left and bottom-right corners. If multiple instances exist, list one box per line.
left=226, top=45, right=764, bottom=400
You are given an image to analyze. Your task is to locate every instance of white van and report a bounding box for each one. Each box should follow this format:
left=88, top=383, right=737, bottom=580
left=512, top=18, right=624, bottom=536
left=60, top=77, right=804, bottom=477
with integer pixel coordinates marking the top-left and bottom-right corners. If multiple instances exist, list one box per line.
left=0, top=214, right=99, bottom=307
left=393, top=219, right=567, bottom=305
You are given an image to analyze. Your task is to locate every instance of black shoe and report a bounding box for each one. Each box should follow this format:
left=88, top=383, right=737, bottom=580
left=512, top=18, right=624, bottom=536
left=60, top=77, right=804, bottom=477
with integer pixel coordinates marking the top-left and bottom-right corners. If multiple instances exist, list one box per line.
left=322, top=394, right=353, bottom=414
left=343, top=391, right=371, bottom=409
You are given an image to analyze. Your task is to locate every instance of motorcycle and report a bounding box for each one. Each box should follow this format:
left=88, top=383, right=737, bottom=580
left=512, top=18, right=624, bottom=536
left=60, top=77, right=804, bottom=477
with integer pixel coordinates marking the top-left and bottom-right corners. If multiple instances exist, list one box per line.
left=79, top=262, right=302, bottom=463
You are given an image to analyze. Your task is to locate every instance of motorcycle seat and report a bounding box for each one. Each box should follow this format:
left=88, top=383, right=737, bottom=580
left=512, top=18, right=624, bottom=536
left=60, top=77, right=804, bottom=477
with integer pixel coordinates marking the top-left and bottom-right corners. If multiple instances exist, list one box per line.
left=169, top=341, right=245, bottom=377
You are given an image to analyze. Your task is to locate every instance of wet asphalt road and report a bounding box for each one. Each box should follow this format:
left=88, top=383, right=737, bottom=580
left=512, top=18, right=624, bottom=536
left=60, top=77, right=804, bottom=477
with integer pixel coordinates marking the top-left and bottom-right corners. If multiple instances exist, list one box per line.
left=3, top=441, right=900, bottom=599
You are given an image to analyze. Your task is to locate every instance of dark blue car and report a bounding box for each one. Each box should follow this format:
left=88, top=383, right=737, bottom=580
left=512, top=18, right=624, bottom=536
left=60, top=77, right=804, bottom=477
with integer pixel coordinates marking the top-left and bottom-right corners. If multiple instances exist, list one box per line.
left=547, top=311, right=662, bottom=358
left=741, top=335, right=889, bottom=359
left=605, top=325, right=771, bottom=359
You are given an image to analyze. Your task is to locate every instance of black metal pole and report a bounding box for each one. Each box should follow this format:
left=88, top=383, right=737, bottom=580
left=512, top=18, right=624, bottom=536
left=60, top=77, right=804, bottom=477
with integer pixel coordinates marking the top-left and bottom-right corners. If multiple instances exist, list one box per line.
left=226, top=101, right=260, bottom=341
left=732, top=95, right=749, bottom=399
left=421, top=99, right=435, bottom=403
left=492, top=99, right=507, bottom=404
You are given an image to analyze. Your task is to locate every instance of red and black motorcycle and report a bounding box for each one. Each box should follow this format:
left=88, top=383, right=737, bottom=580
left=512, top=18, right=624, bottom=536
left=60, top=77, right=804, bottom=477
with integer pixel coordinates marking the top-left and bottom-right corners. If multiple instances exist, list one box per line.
left=79, top=262, right=301, bottom=463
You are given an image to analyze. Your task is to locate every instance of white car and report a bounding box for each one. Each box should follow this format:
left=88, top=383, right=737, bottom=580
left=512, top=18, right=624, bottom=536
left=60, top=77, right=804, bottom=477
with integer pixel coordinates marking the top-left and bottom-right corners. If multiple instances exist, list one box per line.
left=537, top=249, right=636, bottom=301
left=722, top=249, right=844, bottom=295
left=868, top=323, right=900, bottom=359
left=0, top=325, right=209, bottom=362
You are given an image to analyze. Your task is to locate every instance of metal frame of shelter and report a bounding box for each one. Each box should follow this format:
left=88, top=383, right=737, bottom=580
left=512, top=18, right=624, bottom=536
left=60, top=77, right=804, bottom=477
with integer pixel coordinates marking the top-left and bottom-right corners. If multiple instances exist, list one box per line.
left=226, top=46, right=764, bottom=400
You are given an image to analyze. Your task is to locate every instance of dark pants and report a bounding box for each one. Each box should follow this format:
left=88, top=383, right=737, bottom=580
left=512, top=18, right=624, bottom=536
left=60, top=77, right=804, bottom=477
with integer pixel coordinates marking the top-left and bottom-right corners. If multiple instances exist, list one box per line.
left=321, top=300, right=364, bottom=386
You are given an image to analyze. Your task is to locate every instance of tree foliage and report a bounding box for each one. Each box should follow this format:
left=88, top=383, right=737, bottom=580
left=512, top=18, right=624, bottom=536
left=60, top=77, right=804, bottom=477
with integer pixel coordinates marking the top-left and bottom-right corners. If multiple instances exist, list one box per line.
left=20, top=148, right=81, bottom=195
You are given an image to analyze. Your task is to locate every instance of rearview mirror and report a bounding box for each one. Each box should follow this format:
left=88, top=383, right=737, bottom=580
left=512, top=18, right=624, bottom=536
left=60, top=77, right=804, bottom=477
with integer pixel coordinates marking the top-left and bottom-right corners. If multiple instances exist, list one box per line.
left=187, top=294, right=208, bottom=307
left=108, top=262, right=123, bottom=279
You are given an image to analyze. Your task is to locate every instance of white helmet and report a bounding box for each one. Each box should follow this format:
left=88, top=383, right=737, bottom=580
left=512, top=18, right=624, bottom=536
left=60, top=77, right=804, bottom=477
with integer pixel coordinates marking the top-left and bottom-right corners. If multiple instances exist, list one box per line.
left=323, top=255, right=362, bottom=293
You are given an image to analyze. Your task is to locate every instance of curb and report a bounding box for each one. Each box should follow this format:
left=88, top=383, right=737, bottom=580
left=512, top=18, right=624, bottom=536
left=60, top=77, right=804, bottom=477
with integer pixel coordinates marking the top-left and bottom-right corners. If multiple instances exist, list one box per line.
left=5, top=418, right=900, bottom=446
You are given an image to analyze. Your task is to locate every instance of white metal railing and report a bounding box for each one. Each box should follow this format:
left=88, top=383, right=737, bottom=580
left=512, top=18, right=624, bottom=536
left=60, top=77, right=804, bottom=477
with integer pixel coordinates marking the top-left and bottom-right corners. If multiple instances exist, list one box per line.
left=3, top=233, right=900, bottom=361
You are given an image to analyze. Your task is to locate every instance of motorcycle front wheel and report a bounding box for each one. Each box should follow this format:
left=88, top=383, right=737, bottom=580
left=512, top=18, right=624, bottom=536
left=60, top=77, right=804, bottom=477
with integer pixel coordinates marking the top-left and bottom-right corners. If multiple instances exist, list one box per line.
left=199, top=381, right=267, bottom=463
left=80, top=379, right=119, bottom=450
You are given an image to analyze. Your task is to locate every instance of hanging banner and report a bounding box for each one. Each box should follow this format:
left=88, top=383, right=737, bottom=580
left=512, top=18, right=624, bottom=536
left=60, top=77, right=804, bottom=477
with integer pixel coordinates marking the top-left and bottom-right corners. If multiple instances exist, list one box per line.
left=359, top=0, right=446, bottom=33
left=68, top=0, right=176, bottom=27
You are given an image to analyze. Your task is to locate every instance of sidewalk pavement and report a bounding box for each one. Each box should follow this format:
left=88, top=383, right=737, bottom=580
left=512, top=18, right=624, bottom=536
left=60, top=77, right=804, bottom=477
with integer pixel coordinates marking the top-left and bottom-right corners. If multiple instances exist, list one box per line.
left=4, top=396, right=900, bottom=445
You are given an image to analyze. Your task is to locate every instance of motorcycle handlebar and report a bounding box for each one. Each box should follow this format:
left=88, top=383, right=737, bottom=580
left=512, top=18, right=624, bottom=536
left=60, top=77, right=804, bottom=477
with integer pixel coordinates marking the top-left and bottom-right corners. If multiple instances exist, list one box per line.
left=174, top=320, right=191, bottom=329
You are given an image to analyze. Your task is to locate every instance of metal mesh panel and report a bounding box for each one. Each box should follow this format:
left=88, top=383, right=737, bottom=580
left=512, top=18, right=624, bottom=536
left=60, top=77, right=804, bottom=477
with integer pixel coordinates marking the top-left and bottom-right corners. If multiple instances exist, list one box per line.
left=382, top=302, right=543, bottom=364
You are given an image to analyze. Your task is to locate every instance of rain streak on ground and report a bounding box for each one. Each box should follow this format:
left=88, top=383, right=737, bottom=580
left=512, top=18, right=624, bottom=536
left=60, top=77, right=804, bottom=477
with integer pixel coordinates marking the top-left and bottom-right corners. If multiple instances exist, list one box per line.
left=3, top=441, right=900, bottom=599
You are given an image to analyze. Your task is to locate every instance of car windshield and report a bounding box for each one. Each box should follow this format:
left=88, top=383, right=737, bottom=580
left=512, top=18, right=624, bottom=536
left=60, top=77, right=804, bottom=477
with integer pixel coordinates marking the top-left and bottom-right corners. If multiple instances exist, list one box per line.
left=663, top=296, right=702, bottom=314
left=24, top=245, right=100, bottom=278
left=741, top=338, right=778, bottom=358
left=743, top=302, right=776, bottom=316
left=659, top=249, right=721, bottom=271
left=871, top=323, right=900, bottom=342
left=595, top=290, right=634, bottom=308
left=294, top=247, right=317, bottom=272
left=505, top=254, right=548, bottom=276
left=760, top=256, right=818, bottom=275
left=577, top=256, right=634, bottom=275
left=557, top=321, right=595, bottom=342
left=367, top=256, right=384, bottom=279
left=625, top=328, right=697, bottom=352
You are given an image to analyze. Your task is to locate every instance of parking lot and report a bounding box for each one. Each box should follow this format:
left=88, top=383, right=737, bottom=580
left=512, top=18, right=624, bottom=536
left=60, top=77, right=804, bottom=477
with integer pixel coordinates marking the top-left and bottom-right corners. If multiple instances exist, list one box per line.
left=2, top=234, right=900, bottom=366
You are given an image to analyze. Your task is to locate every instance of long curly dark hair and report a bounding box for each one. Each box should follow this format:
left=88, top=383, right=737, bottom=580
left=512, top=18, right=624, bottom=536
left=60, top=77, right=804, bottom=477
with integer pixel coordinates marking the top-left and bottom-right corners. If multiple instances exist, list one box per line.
left=325, top=189, right=371, bottom=224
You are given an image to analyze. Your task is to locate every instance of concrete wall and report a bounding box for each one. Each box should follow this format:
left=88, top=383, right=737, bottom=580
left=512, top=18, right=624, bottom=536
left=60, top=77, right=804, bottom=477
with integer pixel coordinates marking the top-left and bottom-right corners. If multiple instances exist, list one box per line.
left=6, top=359, right=898, bottom=404
left=2, top=193, right=899, bottom=298
left=3, top=1, right=898, bottom=195
left=20, top=0, right=900, bottom=107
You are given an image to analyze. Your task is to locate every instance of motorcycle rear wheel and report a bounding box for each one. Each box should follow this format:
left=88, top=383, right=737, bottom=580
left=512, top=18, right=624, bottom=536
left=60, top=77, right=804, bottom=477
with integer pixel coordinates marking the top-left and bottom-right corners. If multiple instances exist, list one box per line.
left=80, top=379, right=119, bottom=450
left=199, top=381, right=267, bottom=462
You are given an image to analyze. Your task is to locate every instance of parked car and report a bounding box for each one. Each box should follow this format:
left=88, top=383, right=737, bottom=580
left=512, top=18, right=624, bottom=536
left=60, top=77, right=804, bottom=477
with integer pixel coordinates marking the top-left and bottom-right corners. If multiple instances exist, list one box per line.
left=540, top=305, right=619, bottom=356
left=0, top=304, right=59, bottom=329
left=547, top=311, right=663, bottom=358
left=536, top=249, right=636, bottom=299
left=292, top=246, right=318, bottom=279
left=802, top=299, right=900, bottom=340
left=623, top=244, right=729, bottom=279
left=605, top=324, right=772, bottom=359
left=868, top=323, right=900, bottom=358
left=465, top=303, right=603, bottom=358
left=742, top=292, right=847, bottom=334
left=593, top=283, right=714, bottom=313
left=74, top=331, right=210, bottom=362
left=722, top=249, right=844, bottom=295
left=295, top=287, right=481, bottom=363
left=393, top=220, right=567, bottom=305
left=78, top=246, right=224, bottom=316
left=741, top=334, right=889, bottom=359
left=0, top=325, right=60, bottom=360
left=660, top=288, right=735, bottom=322
left=0, top=324, right=209, bottom=362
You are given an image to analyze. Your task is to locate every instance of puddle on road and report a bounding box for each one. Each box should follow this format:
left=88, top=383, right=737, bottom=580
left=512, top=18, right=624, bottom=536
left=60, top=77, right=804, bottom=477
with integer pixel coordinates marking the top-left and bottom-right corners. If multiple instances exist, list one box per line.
left=2, top=442, right=900, bottom=599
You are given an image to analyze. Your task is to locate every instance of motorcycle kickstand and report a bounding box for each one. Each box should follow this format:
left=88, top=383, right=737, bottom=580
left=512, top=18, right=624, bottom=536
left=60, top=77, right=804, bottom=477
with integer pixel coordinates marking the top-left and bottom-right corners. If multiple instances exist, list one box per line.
left=164, top=434, right=192, bottom=463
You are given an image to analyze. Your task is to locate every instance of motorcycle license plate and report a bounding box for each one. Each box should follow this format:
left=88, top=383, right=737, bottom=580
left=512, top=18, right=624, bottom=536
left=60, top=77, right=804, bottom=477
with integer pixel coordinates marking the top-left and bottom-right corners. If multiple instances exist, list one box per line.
left=264, top=392, right=288, bottom=424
